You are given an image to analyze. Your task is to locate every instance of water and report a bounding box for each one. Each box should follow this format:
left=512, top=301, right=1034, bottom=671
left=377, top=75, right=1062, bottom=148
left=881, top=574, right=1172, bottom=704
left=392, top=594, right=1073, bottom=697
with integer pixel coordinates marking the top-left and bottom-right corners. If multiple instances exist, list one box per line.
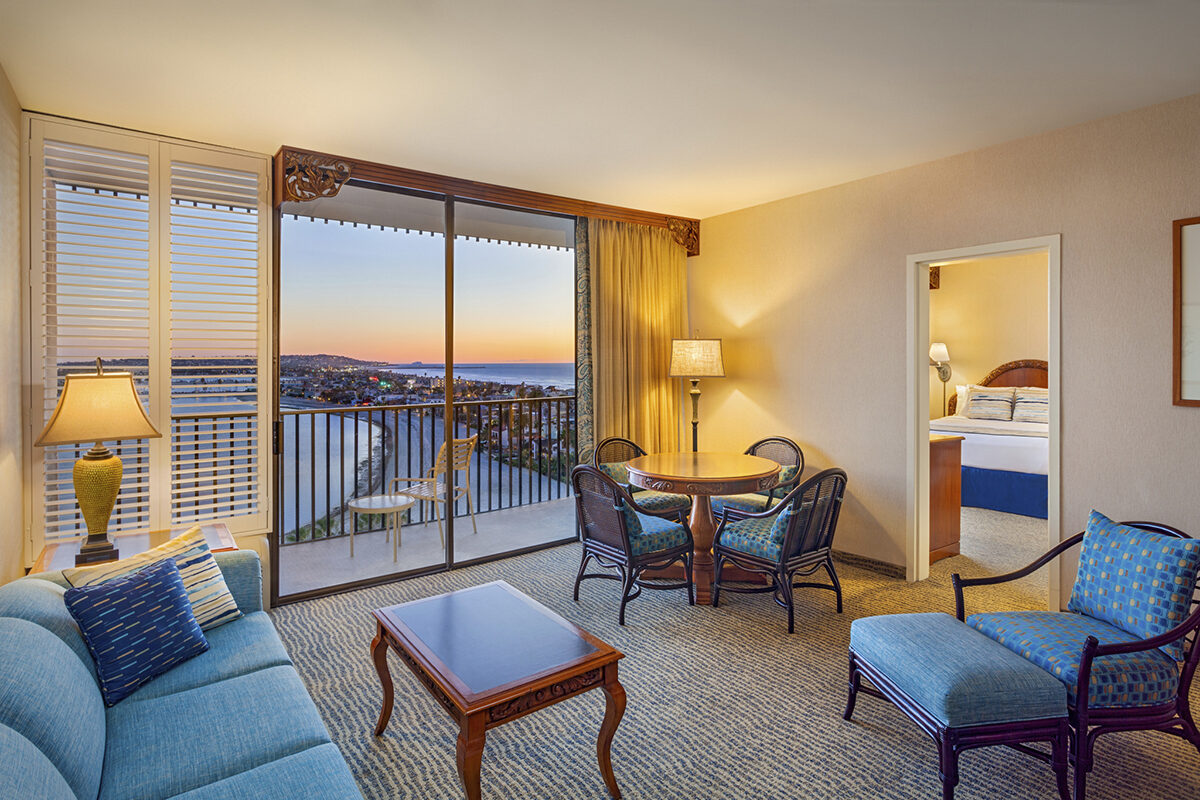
left=385, top=362, right=575, bottom=390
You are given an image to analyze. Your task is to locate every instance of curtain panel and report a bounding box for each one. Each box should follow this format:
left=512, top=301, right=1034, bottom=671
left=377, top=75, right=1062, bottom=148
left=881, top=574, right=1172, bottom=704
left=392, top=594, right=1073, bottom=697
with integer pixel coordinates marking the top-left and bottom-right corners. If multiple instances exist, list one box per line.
left=585, top=218, right=687, bottom=456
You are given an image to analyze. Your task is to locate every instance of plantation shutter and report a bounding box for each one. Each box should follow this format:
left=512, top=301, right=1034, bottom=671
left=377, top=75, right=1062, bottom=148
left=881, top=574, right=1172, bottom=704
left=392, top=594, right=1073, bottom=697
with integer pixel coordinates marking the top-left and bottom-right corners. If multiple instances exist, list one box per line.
left=27, top=118, right=271, bottom=546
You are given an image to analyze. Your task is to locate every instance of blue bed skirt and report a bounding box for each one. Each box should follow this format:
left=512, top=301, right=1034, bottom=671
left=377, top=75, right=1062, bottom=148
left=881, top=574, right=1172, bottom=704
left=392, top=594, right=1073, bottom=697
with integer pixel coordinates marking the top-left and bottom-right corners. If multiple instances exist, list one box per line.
left=961, top=466, right=1047, bottom=519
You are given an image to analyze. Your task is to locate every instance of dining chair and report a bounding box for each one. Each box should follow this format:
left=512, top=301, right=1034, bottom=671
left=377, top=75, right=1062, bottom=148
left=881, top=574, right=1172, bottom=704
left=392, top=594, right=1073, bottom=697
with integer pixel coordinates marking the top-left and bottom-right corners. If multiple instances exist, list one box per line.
left=592, top=435, right=691, bottom=521
left=712, top=467, right=847, bottom=633
left=390, top=434, right=479, bottom=547
left=710, top=436, right=805, bottom=515
left=570, top=465, right=695, bottom=625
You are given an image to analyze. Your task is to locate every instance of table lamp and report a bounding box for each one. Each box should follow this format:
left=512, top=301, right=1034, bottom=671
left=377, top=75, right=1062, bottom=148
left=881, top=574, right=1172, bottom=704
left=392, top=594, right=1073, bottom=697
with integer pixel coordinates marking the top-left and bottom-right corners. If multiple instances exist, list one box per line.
left=929, top=342, right=952, bottom=415
left=669, top=338, right=725, bottom=452
left=34, top=359, right=161, bottom=565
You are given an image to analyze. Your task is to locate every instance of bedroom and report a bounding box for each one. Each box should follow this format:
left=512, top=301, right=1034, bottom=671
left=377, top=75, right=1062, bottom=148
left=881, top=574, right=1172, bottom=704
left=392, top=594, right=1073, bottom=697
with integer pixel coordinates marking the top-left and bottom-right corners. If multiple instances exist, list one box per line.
left=928, top=252, right=1050, bottom=584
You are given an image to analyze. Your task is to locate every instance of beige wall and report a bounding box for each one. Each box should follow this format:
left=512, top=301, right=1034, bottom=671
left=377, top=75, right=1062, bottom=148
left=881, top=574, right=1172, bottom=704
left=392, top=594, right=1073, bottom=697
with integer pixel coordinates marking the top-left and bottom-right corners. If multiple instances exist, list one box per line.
left=689, top=92, right=1200, bottom=598
left=929, top=253, right=1048, bottom=418
left=0, top=64, right=23, bottom=583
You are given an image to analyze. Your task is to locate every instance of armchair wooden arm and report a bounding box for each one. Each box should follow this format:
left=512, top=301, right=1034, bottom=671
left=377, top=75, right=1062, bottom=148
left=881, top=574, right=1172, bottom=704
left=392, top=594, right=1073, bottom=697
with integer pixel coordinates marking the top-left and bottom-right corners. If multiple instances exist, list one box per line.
left=952, top=531, right=1085, bottom=620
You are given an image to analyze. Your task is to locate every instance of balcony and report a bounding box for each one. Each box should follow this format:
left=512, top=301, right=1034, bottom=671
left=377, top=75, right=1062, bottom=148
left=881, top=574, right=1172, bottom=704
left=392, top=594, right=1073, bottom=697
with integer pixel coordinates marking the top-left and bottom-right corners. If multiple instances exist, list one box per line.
left=276, top=396, right=578, bottom=598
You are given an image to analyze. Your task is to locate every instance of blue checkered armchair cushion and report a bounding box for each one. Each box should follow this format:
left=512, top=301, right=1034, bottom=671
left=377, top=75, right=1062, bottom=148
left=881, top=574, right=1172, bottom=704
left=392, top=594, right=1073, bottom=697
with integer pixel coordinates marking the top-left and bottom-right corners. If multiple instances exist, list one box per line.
left=632, top=489, right=690, bottom=513
left=968, top=610, right=1180, bottom=709
left=717, top=508, right=794, bottom=562
left=616, top=505, right=690, bottom=556
left=1068, top=510, right=1200, bottom=660
left=597, top=462, right=630, bottom=485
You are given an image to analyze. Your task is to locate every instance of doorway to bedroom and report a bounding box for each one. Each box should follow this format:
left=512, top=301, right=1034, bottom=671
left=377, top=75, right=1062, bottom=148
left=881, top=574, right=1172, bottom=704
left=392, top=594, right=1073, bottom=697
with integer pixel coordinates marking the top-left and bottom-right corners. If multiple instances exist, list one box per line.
left=905, top=236, right=1061, bottom=609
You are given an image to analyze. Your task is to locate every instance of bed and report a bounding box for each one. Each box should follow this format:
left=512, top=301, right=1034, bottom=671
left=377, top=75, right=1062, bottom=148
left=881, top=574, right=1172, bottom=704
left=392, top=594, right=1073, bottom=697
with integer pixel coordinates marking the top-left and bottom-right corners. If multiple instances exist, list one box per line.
left=931, top=359, right=1048, bottom=519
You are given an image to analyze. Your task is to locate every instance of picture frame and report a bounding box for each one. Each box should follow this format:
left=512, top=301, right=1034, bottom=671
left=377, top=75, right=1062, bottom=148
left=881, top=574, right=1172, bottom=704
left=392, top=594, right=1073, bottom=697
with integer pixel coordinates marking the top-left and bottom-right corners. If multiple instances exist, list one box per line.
left=1173, top=216, right=1200, bottom=405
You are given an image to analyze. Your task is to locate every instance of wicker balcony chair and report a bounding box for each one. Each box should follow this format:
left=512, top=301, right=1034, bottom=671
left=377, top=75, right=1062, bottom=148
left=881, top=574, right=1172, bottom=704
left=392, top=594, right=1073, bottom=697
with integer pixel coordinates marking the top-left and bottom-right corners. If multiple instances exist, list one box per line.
left=953, top=514, right=1200, bottom=800
left=592, top=435, right=690, bottom=522
left=712, top=467, right=847, bottom=633
left=390, top=435, right=479, bottom=548
left=711, top=436, right=805, bottom=516
left=570, top=465, right=695, bottom=625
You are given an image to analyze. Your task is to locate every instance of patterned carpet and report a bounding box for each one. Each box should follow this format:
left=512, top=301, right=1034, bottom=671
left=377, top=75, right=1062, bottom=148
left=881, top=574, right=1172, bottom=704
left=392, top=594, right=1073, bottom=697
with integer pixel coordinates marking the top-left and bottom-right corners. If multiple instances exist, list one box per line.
left=271, top=509, right=1200, bottom=799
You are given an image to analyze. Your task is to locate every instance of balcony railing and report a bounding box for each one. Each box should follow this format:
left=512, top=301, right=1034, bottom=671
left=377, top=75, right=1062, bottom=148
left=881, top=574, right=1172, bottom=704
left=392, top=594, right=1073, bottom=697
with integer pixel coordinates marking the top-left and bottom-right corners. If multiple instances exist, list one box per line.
left=277, top=396, right=577, bottom=546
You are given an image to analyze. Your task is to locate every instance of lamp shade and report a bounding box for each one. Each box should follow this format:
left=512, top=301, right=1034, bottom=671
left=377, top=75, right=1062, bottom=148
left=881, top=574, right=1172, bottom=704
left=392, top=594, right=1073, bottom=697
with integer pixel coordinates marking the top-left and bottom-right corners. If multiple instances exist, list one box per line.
left=35, top=372, right=161, bottom=447
left=670, top=339, right=725, bottom=378
left=929, top=342, right=950, bottom=364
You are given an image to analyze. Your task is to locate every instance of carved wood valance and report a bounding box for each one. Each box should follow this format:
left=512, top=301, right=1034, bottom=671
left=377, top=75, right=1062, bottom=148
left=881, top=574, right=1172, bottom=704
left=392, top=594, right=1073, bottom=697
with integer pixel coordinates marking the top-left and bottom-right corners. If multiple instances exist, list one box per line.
left=273, top=146, right=700, bottom=255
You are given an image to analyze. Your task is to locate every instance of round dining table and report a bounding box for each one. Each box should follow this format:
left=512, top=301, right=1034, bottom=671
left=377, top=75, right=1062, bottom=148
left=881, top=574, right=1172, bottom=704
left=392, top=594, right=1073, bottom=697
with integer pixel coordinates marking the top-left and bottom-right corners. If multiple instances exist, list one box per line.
left=625, top=451, right=780, bottom=605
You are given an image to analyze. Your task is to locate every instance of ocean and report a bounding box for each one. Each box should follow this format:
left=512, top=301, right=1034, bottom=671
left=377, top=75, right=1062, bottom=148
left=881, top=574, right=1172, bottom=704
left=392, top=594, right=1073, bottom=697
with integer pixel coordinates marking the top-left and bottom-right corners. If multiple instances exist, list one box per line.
left=385, top=362, right=575, bottom=389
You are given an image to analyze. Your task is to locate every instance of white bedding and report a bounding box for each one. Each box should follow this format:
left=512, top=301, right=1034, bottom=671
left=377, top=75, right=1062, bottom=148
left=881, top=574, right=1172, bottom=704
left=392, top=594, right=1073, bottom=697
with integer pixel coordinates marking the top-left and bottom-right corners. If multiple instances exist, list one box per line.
left=931, top=416, right=1049, bottom=475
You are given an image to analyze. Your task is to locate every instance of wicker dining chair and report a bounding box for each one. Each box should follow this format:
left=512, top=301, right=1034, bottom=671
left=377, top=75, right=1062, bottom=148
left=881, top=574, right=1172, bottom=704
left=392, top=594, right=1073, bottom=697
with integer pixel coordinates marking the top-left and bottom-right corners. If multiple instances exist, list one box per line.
left=570, top=465, right=695, bottom=625
left=711, top=436, right=805, bottom=516
left=712, top=467, right=847, bottom=633
left=592, top=436, right=690, bottom=521
left=390, top=435, right=479, bottom=547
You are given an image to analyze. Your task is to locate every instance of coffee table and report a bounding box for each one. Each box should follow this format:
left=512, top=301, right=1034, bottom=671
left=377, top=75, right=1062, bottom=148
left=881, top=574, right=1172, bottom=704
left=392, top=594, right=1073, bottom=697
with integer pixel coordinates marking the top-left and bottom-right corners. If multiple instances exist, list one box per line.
left=371, top=580, right=626, bottom=800
left=346, top=492, right=417, bottom=561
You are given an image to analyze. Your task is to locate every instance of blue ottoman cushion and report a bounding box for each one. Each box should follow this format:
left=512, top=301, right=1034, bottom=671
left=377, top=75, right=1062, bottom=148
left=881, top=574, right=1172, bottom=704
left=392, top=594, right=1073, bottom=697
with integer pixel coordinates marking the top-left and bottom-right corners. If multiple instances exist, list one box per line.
left=850, top=612, right=1067, bottom=728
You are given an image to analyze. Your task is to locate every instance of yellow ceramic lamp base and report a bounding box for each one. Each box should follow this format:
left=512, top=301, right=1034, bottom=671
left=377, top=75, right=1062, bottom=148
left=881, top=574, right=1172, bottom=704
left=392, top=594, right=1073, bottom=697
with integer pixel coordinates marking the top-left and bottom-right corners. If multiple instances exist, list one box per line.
left=73, top=444, right=123, bottom=564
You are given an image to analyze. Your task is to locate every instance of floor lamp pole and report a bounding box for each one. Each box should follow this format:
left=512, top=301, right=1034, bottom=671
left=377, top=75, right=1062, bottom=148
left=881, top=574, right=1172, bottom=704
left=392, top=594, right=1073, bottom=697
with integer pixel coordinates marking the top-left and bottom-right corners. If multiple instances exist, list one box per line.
left=689, top=379, right=701, bottom=452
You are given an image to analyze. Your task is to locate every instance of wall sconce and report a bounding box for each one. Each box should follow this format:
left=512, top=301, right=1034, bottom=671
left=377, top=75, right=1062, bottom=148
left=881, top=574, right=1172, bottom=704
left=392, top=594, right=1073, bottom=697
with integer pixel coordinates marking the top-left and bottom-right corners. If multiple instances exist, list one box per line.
left=929, top=342, right=951, bottom=415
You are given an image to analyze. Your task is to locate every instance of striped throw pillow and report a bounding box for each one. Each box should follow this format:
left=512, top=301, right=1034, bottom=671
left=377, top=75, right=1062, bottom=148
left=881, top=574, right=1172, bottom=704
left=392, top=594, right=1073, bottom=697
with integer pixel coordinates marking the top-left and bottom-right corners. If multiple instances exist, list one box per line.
left=1013, top=387, right=1049, bottom=423
left=964, top=386, right=1016, bottom=421
left=64, top=527, right=242, bottom=631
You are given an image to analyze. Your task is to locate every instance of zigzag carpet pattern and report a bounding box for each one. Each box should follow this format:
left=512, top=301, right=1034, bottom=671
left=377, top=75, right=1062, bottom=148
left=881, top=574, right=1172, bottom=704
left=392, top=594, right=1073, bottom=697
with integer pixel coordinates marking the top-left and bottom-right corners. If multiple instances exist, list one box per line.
left=271, top=510, right=1200, bottom=799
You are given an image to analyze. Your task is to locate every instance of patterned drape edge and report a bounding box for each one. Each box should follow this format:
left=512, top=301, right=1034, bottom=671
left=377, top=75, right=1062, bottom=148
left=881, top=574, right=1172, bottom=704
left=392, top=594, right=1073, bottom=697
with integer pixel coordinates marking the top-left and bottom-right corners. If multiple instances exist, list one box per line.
left=574, top=218, right=595, bottom=465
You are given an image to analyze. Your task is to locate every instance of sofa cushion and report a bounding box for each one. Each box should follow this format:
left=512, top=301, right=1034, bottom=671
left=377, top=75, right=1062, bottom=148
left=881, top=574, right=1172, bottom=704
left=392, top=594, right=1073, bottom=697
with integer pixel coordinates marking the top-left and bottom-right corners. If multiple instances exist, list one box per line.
left=850, top=613, right=1066, bottom=727
left=166, top=743, right=362, bottom=800
left=628, top=512, right=690, bottom=556
left=65, top=526, right=242, bottom=631
left=66, top=558, right=210, bottom=706
left=124, top=611, right=292, bottom=702
left=968, top=610, right=1180, bottom=709
left=0, top=724, right=76, bottom=800
left=0, top=618, right=106, bottom=800
left=0, top=576, right=97, bottom=682
left=1068, top=510, right=1200, bottom=660
left=100, top=665, right=333, bottom=800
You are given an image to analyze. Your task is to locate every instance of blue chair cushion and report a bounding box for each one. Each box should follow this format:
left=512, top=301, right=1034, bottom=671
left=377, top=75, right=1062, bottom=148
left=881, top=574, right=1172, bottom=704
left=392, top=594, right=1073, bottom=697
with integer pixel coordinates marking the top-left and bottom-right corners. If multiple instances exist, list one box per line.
left=718, top=516, right=783, bottom=561
left=632, top=489, right=690, bottom=513
left=627, top=512, right=690, bottom=556
left=167, top=743, right=362, bottom=800
left=1067, top=510, right=1200, bottom=660
left=967, top=610, right=1181, bottom=709
left=712, top=493, right=777, bottom=515
left=850, top=613, right=1066, bottom=727
left=65, top=558, right=209, bottom=706
left=123, top=611, right=293, bottom=702
left=756, top=464, right=798, bottom=497
left=597, top=462, right=630, bottom=485
left=99, top=665, right=333, bottom=800
left=0, top=725, right=76, bottom=800
left=0, top=618, right=106, bottom=800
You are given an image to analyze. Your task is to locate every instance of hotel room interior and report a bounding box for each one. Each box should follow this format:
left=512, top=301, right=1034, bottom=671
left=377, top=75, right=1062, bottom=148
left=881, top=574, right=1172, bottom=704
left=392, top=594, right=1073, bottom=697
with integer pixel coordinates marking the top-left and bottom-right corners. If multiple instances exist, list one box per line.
left=1, top=2, right=1199, bottom=799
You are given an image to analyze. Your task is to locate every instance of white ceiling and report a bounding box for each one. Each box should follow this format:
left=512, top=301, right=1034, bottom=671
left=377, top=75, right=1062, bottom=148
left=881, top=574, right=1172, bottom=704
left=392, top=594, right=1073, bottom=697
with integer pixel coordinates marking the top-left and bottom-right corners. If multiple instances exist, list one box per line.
left=2, top=0, right=1199, bottom=219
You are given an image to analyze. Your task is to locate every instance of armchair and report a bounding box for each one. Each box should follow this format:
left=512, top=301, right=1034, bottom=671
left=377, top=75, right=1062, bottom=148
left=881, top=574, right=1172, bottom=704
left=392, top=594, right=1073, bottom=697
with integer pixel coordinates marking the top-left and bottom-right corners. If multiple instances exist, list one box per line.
left=712, top=467, right=847, bottom=633
left=953, top=512, right=1200, bottom=800
left=711, top=436, right=805, bottom=515
left=593, top=436, right=690, bottom=521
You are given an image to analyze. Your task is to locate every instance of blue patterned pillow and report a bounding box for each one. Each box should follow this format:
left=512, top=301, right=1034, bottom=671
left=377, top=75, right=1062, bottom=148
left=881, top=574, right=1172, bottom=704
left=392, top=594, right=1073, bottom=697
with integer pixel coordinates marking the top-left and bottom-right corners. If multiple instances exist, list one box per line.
left=769, top=506, right=794, bottom=545
left=1068, top=510, right=1200, bottom=660
left=597, top=462, right=630, bottom=486
left=615, top=499, right=642, bottom=536
left=65, top=558, right=209, bottom=706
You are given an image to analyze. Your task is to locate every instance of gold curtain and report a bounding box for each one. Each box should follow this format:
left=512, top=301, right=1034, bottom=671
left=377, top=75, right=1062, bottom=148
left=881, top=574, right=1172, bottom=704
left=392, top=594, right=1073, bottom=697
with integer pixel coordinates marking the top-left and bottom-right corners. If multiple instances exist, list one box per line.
left=589, top=218, right=687, bottom=453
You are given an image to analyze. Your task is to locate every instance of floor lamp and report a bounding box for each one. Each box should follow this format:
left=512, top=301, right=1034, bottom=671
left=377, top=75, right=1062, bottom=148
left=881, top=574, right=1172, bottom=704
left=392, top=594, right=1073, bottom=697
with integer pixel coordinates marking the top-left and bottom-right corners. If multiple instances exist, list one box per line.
left=670, top=339, right=725, bottom=452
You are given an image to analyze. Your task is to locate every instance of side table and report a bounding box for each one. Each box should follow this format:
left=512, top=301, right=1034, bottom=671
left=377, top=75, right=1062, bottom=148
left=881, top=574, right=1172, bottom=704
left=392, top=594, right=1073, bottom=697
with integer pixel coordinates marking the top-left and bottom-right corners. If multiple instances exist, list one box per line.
left=347, top=493, right=418, bottom=561
left=31, top=522, right=237, bottom=574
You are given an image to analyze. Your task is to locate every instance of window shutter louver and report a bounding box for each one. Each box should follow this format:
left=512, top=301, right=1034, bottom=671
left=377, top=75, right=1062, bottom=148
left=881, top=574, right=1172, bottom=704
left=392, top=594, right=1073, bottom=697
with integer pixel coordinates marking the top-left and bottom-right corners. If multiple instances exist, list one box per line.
left=27, top=119, right=271, bottom=547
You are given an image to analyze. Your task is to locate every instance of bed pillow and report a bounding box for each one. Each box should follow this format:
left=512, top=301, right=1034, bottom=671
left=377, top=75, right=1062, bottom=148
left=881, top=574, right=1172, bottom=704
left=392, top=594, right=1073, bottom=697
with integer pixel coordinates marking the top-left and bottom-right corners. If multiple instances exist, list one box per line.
left=1013, top=387, right=1049, bottom=423
left=964, top=386, right=1015, bottom=421
left=63, top=527, right=242, bottom=631
left=65, top=558, right=209, bottom=705
left=953, top=385, right=970, bottom=416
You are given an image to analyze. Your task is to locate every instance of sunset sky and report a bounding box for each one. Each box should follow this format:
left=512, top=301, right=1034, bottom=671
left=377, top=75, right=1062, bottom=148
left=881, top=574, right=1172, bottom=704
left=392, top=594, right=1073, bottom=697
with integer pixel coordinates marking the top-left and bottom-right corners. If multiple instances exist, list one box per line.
left=280, top=217, right=574, bottom=363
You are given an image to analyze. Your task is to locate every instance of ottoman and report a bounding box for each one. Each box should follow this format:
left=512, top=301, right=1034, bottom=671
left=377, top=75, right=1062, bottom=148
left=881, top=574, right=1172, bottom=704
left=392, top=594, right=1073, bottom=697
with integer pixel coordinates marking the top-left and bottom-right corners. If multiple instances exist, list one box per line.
left=844, top=612, right=1070, bottom=800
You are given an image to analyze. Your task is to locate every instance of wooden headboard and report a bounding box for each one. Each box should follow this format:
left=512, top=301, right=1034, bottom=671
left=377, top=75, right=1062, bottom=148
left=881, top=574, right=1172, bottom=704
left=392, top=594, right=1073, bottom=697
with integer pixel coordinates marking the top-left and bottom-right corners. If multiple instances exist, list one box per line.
left=947, top=359, right=1049, bottom=415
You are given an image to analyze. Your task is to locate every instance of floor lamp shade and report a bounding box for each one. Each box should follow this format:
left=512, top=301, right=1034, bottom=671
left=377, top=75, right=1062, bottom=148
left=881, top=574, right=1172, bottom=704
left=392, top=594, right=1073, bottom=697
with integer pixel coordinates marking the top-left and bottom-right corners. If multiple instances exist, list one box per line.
left=35, top=367, right=161, bottom=565
left=670, top=339, right=725, bottom=452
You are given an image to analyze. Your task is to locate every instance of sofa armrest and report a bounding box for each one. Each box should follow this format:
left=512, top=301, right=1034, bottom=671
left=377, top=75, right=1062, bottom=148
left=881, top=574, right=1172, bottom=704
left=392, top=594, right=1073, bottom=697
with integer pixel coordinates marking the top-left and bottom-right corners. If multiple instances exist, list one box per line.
left=214, top=550, right=263, bottom=613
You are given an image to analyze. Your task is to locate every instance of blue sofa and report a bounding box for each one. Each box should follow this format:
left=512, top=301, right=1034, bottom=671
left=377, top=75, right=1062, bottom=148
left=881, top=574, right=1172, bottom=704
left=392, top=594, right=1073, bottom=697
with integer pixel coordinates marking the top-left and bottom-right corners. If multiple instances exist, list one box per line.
left=0, top=550, right=363, bottom=800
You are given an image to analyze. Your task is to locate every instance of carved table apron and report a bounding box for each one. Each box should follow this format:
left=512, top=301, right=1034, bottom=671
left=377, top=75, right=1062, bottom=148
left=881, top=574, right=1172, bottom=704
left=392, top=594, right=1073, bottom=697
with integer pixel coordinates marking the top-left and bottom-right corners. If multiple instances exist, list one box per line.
left=371, top=580, right=625, bottom=800
left=626, top=452, right=781, bottom=605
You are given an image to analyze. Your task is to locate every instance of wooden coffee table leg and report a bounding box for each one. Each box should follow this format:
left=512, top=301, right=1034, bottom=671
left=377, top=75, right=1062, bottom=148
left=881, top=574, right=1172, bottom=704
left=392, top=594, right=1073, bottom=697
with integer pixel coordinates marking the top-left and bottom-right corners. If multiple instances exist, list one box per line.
left=371, top=624, right=395, bottom=736
left=688, top=495, right=717, bottom=605
left=597, top=664, right=625, bottom=799
left=456, top=713, right=486, bottom=800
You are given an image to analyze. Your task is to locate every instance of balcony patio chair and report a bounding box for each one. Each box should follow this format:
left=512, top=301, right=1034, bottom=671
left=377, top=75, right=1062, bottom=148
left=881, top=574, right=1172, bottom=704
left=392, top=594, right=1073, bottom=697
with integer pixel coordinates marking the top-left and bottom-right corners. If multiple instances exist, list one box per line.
left=592, top=435, right=691, bottom=521
left=711, top=435, right=805, bottom=516
left=570, top=465, right=695, bottom=625
left=712, top=467, right=847, bottom=633
left=953, top=511, right=1200, bottom=800
left=390, top=434, right=479, bottom=548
